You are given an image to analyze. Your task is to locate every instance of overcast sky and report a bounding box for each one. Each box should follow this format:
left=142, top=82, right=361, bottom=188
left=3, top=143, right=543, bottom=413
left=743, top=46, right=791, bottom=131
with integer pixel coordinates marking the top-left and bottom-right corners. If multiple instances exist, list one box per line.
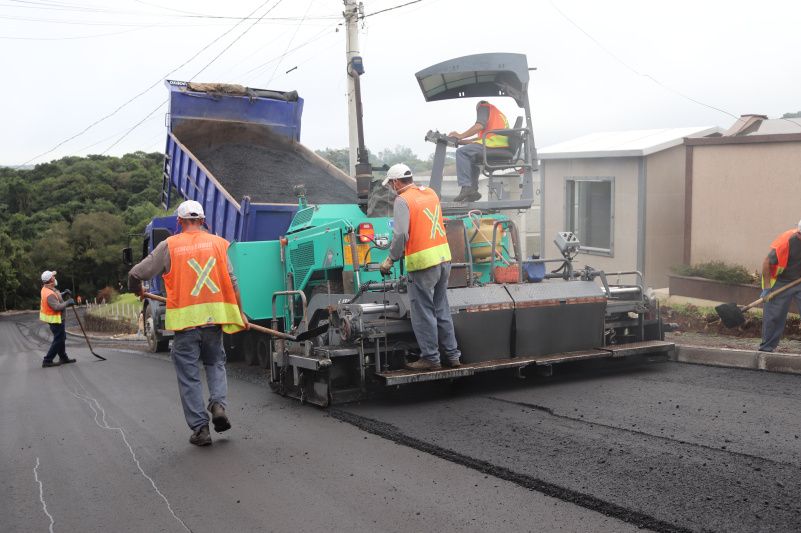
left=2, top=0, right=800, bottom=167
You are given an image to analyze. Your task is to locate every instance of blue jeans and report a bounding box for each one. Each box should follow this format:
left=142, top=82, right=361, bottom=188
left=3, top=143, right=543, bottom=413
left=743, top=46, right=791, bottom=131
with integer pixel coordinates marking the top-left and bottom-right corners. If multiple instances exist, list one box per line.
left=44, top=322, right=66, bottom=363
left=759, top=280, right=801, bottom=352
left=407, top=262, right=461, bottom=364
left=455, top=143, right=484, bottom=187
left=171, top=326, right=228, bottom=431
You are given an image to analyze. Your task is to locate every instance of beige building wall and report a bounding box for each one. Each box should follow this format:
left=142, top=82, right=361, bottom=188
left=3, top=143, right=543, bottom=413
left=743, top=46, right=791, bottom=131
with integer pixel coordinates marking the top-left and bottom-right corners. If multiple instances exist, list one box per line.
left=689, top=141, right=801, bottom=272
left=542, top=157, right=639, bottom=273
left=644, top=145, right=686, bottom=287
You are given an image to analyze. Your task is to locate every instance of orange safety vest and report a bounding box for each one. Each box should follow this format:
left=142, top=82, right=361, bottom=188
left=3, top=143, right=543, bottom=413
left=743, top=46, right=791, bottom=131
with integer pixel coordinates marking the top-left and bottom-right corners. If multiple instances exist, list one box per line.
left=473, top=102, right=510, bottom=148
left=765, top=229, right=800, bottom=288
left=399, top=186, right=452, bottom=271
left=163, top=230, right=244, bottom=333
left=40, top=286, right=62, bottom=324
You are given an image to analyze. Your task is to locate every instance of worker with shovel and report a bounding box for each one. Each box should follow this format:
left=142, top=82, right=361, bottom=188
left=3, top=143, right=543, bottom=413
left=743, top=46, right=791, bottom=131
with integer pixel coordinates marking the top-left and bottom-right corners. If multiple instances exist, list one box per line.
left=758, top=221, right=801, bottom=352
left=128, top=200, right=249, bottom=447
left=39, top=270, right=77, bottom=368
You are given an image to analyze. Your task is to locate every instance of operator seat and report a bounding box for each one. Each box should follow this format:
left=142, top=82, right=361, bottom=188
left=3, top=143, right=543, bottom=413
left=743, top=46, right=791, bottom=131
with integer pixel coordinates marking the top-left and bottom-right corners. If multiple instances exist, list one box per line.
left=482, top=116, right=525, bottom=175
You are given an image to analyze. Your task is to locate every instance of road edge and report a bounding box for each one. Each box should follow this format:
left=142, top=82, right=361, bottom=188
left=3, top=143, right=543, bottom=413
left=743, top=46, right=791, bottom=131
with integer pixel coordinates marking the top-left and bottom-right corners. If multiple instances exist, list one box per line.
left=672, top=344, right=801, bottom=375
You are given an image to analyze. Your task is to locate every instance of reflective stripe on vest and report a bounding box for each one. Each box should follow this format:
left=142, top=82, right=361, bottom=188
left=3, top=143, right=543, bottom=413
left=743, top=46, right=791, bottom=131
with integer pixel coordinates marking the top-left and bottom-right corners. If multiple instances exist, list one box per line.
left=399, top=186, right=452, bottom=272
left=473, top=102, right=509, bottom=148
left=163, top=230, right=244, bottom=333
left=40, top=286, right=62, bottom=324
left=765, top=229, right=799, bottom=288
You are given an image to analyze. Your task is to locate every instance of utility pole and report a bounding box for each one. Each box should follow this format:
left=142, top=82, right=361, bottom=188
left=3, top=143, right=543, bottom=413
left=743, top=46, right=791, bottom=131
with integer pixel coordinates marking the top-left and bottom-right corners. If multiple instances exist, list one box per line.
left=343, top=0, right=362, bottom=177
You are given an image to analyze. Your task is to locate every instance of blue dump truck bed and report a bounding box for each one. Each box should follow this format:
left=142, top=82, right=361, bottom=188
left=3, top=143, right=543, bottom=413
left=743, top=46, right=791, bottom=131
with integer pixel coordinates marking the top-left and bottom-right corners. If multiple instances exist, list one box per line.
left=162, top=80, right=356, bottom=242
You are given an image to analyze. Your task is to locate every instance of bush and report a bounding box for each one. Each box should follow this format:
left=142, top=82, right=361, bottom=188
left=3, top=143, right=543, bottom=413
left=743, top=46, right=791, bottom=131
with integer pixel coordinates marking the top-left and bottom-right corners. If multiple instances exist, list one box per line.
left=672, top=261, right=756, bottom=285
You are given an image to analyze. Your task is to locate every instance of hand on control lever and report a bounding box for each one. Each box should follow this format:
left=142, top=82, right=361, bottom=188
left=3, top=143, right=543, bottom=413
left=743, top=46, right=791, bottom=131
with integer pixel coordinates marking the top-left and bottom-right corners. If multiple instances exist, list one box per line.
left=379, top=257, right=394, bottom=276
left=60, top=289, right=72, bottom=299
left=64, top=298, right=76, bottom=307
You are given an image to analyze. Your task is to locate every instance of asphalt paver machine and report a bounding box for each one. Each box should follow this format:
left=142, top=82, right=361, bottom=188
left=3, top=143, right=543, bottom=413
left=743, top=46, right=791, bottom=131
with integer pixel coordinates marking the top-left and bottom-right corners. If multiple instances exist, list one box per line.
left=230, top=53, right=674, bottom=406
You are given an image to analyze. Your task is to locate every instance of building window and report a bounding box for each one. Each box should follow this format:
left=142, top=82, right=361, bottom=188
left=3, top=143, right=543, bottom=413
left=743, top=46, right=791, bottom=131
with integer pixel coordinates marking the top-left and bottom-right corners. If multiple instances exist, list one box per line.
left=565, top=177, right=614, bottom=255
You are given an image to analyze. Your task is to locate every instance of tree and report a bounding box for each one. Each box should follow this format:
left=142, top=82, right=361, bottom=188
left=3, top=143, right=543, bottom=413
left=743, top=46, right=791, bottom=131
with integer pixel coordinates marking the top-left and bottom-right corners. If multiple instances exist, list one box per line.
left=315, top=148, right=349, bottom=173
left=782, top=111, right=801, bottom=119
left=0, top=231, right=22, bottom=311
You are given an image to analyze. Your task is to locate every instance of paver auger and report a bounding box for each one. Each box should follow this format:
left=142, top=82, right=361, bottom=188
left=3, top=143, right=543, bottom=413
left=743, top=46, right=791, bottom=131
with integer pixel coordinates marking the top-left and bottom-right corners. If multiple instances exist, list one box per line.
left=229, top=53, right=673, bottom=405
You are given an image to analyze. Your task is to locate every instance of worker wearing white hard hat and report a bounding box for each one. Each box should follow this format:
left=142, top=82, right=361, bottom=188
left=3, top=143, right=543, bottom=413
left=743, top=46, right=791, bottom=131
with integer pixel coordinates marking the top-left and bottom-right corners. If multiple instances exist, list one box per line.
left=39, top=269, right=77, bottom=367
left=381, top=163, right=462, bottom=371
left=128, top=199, right=249, bottom=446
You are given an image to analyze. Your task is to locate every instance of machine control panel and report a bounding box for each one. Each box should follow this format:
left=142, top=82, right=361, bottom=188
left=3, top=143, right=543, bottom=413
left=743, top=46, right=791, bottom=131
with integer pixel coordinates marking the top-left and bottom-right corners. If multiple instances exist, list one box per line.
left=554, top=232, right=581, bottom=257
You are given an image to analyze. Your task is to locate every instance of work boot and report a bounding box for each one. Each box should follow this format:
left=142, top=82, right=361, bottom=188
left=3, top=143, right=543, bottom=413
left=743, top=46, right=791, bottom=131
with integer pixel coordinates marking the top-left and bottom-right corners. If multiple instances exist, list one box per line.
left=209, top=403, right=231, bottom=433
left=189, top=425, right=212, bottom=446
left=404, top=359, right=442, bottom=371
left=443, top=357, right=462, bottom=368
left=42, top=360, right=61, bottom=368
left=57, top=356, right=76, bottom=364
left=453, top=186, right=481, bottom=202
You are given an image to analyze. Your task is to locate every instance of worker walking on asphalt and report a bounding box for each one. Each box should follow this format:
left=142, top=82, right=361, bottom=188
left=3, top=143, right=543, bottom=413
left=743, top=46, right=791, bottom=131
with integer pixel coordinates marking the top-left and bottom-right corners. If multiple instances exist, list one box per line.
left=758, top=220, right=801, bottom=352
left=379, top=164, right=462, bottom=370
left=39, top=270, right=76, bottom=368
left=128, top=200, right=249, bottom=447
left=449, top=100, right=510, bottom=202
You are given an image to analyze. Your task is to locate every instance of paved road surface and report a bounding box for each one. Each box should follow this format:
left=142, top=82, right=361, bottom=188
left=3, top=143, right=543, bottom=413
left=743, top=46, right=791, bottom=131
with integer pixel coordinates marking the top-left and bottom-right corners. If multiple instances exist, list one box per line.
left=0, top=312, right=638, bottom=533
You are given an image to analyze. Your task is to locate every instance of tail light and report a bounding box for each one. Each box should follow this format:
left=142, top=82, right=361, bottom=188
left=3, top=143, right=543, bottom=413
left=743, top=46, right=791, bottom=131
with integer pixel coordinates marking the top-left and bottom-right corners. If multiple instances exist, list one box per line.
left=357, top=223, right=374, bottom=243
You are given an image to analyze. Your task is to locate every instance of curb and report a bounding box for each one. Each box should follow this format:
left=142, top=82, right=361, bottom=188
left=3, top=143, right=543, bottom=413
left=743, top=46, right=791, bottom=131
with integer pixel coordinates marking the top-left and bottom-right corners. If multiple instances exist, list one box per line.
left=66, top=329, right=145, bottom=343
left=672, top=345, right=801, bottom=376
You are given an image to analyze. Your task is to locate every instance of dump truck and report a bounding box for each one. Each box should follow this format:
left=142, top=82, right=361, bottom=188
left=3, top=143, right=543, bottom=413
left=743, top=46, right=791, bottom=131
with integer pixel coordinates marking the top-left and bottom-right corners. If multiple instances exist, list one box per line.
left=222, top=53, right=674, bottom=405
left=123, top=80, right=356, bottom=354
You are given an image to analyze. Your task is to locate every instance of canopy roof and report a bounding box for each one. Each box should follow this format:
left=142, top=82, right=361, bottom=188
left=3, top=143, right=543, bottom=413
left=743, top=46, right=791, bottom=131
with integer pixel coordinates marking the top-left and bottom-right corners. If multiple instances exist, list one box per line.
left=415, top=53, right=530, bottom=108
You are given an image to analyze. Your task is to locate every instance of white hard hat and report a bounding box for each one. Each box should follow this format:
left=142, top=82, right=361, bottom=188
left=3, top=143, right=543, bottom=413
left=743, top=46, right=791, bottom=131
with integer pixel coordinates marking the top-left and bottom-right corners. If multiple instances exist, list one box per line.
left=381, top=163, right=413, bottom=186
left=41, top=270, right=57, bottom=283
left=175, top=200, right=205, bottom=219
left=797, top=218, right=801, bottom=232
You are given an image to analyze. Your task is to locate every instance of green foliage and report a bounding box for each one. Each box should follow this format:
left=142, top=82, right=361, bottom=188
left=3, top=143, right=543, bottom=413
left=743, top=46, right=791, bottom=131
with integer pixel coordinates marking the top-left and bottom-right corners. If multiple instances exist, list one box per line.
left=315, top=148, right=349, bottom=173
left=316, top=145, right=437, bottom=177
left=672, top=261, right=757, bottom=285
left=0, top=152, right=164, bottom=310
left=782, top=111, right=801, bottom=119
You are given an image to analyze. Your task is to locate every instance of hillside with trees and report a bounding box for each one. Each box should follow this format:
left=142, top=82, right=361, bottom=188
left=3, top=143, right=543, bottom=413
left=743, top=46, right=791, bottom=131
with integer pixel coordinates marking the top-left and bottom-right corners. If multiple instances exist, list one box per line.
left=0, top=152, right=164, bottom=310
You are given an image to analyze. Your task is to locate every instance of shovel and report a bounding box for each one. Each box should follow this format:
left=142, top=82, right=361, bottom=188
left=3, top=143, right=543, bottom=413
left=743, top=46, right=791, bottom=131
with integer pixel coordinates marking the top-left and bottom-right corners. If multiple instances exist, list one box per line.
left=142, top=292, right=329, bottom=342
left=71, top=305, right=107, bottom=361
left=715, top=277, right=801, bottom=328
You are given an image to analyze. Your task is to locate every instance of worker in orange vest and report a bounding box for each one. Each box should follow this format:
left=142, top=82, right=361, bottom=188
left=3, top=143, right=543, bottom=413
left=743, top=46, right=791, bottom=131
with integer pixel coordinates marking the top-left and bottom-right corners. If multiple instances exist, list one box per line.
left=379, top=164, right=462, bottom=371
left=448, top=100, right=510, bottom=202
left=759, top=220, right=801, bottom=352
left=39, top=270, right=76, bottom=368
left=128, top=200, right=249, bottom=447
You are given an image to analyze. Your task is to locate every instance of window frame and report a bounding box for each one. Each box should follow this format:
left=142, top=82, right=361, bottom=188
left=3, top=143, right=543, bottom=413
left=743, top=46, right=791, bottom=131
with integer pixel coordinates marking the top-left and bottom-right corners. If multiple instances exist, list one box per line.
left=563, top=176, right=615, bottom=257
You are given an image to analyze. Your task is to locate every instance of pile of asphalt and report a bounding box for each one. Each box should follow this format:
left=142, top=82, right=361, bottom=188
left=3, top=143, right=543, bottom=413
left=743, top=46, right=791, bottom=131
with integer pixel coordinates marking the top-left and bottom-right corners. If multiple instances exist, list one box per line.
left=334, top=362, right=801, bottom=533
left=193, top=143, right=355, bottom=205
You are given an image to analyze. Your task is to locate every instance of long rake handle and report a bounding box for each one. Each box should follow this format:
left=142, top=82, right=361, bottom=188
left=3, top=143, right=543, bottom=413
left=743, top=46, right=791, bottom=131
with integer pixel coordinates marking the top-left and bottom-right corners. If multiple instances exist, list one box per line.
left=71, top=305, right=106, bottom=361
left=142, top=292, right=295, bottom=340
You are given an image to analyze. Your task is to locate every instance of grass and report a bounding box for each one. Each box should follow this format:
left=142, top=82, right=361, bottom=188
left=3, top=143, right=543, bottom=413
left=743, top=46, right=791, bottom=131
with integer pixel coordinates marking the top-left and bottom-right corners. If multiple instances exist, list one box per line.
left=87, top=292, right=141, bottom=322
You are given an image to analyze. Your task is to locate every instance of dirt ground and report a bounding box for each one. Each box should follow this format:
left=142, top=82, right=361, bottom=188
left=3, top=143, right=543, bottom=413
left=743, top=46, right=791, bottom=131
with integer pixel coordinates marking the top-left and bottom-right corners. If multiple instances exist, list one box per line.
left=663, top=304, right=801, bottom=353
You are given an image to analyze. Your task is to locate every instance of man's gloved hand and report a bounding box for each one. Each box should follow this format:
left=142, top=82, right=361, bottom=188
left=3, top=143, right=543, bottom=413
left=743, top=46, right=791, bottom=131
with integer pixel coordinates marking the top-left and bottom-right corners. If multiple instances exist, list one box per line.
left=760, top=288, right=772, bottom=301
left=60, top=289, right=72, bottom=299
left=64, top=298, right=75, bottom=307
left=379, top=257, right=394, bottom=276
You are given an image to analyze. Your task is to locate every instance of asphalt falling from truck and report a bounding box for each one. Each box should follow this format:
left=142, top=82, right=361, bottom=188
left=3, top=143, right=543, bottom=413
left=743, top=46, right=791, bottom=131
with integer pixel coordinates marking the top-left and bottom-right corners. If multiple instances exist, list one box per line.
left=192, top=143, right=356, bottom=205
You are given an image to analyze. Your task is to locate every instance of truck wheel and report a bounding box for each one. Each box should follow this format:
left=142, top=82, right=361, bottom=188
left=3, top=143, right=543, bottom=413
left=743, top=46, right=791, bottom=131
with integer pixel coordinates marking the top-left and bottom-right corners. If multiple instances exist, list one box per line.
left=145, top=315, right=169, bottom=353
left=243, top=333, right=259, bottom=366
left=255, top=335, right=272, bottom=368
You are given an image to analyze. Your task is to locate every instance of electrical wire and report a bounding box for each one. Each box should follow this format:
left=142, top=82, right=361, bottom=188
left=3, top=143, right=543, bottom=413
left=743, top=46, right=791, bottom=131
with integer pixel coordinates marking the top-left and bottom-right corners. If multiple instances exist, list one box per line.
left=240, top=23, right=335, bottom=81
left=0, top=27, right=141, bottom=39
left=101, top=0, right=285, bottom=155
left=265, top=0, right=314, bottom=86
left=363, top=0, right=423, bottom=18
left=14, top=0, right=272, bottom=167
left=548, top=0, right=739, bottom=120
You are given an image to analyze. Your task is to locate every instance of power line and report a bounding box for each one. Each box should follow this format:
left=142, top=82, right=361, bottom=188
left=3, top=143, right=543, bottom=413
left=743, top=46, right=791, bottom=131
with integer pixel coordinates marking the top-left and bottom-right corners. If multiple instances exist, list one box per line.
left=102, top=0, right=285, bottom=155
left=363, top=0, right=423, bottom=18
left=240, top=23, right=335, bottom=81
left=0, top=27, right=140, bottom=39
left=15, top=0, right=271, bottom=166
left=266, top=0, right=313, bottom=86
left=549, top=1, right=739, bottom=121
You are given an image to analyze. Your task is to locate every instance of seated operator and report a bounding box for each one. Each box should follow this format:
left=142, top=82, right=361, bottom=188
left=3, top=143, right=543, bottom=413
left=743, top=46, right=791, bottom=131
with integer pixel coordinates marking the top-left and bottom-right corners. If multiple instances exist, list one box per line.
left=448, top=100, right=510, bottom=202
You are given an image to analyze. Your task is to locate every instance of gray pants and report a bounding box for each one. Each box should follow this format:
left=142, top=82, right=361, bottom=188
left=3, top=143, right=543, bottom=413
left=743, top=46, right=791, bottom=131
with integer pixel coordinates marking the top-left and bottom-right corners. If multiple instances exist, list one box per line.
left=759, top=280, right=801, bottom=352
left=455, top=143, right=484, bottom=187
left=408, top=262, right=461, bottom=364
left=171, top=326, right=228, bottom=430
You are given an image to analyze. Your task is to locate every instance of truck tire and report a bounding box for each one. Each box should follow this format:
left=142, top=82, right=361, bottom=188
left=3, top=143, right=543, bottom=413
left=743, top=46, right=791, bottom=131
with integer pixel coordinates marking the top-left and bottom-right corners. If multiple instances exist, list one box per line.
left=243, top=333, right=259, bottom=366
left=144, top=313, right=169, bottom=353
left=255, top=335, right=272, bottom=368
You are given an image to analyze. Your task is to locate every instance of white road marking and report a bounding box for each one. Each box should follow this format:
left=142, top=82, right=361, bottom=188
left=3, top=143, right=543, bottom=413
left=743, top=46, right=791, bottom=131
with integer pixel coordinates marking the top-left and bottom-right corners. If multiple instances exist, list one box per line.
left=68, top=371, right=191, bottom=532
left=34, top=457, right=55, bottom=533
